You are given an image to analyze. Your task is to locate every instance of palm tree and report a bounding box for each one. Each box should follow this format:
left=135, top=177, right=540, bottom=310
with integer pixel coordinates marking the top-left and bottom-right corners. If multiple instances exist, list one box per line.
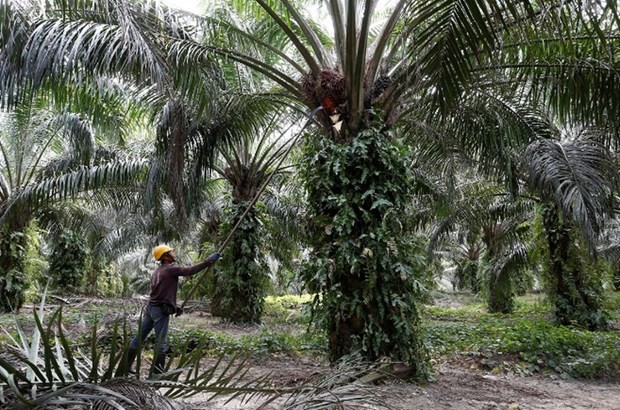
left=430, top=87, right=619, bottom=323
left=0, top=103, right=94, bottom=310
left=12, top=0, right=302, bottom=313
left=0, top=91, right=149, bottom=310
left=190, top=0, right=619, bottom=372
left=38, top=198, right=148, bottom=296
left=525, top=134, right=617, bottom=329
left=598, top=220, right=620, bottom=292
left=422, top=88, right=619, bottom=323
left=428, top=181, right=534, bottom=313
left=197, top=109, right=302, bottom=323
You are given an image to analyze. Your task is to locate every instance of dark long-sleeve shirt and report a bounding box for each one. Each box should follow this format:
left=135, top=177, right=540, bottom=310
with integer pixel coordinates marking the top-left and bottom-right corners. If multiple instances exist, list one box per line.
left=149, top=259, right=213, bottom=308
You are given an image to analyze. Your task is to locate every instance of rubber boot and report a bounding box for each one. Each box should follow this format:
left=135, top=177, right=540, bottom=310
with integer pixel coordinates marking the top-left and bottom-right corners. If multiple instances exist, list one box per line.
left=126, top=349, right=137, bottom=374
left=153, top=352, right=166, bottom=374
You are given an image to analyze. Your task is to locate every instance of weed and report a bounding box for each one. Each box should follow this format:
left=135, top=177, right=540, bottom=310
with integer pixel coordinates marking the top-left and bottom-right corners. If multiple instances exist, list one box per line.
left=425, top=291, right=620, bottom=380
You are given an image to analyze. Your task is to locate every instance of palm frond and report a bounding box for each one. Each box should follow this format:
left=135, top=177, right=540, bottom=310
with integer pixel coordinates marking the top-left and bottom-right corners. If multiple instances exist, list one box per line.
left=493, top=2, right=620, bottom=129
left=408, top=0, right=507, bottom=113
left=366, top=0, right=407, bottom=84
left=0, top=0, right=31, bottom=109
left=253, top=0, right=321, bottom=75
left=280, top=353, right=394, bottom=410
left=168, top=37, right=304, bottom=98
left=1, top=302, right=394, bottom=409
left=0, top=159, right=148, bottom=225
left=525, top=136, right=617, bottom=250
left=489, top=242, right=529, bottom=281
left=427, top=183, right=505, bottom=255
left=599, top=243, right=620, bottom=262
left=24, top=1, right=171, bottom=90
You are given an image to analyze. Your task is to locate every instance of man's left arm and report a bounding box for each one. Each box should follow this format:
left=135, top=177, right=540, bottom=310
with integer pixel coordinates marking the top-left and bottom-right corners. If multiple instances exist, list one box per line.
left=175, top=252, right=222, bottom=277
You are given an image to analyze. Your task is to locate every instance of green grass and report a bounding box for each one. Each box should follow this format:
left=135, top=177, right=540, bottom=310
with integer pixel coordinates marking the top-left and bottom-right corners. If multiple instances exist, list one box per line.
left=603, top=291, right=620, bottom=322
left=262, top=294, right=314, bottom=325
left=165, top=294, right=325, bottom=359
left=167, top=326, right=327, bottom=359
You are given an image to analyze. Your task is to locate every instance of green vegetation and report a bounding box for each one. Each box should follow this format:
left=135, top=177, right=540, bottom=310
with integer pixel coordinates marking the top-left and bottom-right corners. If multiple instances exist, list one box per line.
left=49, top=229, right=89, bottom=291
left=301, top=116, right=430, bottom=377
left=4, top=292, right=618, bottom=384
left=0, top=293, right=392, bottom=408
left=1, top=290, right=619, bottom=408
left=425, top=293, right=620, bottom=380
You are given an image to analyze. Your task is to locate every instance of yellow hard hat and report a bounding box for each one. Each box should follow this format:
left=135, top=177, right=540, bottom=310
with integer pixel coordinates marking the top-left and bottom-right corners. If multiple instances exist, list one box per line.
left=152, top=244, right=173, bottom=261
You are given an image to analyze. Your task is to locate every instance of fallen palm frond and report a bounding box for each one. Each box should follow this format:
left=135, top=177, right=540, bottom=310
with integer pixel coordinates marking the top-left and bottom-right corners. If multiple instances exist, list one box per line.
left=274, top=354, right=395, bottom=410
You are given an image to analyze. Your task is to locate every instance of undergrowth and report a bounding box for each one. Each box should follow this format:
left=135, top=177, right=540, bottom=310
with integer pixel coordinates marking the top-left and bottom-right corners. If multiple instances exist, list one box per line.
left=3, top=292, right=619, bottom=381
left=167, top=327, right=327, bottom=360
left=425, top=292, right=620, bottom=380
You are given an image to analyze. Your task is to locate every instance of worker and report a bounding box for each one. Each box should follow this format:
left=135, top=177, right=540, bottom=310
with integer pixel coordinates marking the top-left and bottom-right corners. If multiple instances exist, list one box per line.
left=126, top=244, right=221, bottom=374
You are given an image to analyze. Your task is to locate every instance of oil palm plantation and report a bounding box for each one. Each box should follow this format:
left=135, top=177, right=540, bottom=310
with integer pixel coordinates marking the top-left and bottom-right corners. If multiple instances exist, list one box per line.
left=0, top=72, right=149, bottom=309
left=5, top=0, right=620, bottom=377
left=0, top=286, right=393, bottom=409
left=143, top=66, right=300, bottom=321
left=428, top=180, right=534, bottom=313
left=525, top=134, right=618, bottom=329
left=424, top=82, right=620, bottom=325
left=426, top=87, right=619, bottom=326
left=0, top=103, right=84, bottom=310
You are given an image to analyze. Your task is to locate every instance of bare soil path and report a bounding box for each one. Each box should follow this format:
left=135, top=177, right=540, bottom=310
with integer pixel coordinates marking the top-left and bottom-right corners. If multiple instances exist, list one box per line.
left=384, top=364, right=619, bottom=410
left=181, top=360, right=620, bottom=410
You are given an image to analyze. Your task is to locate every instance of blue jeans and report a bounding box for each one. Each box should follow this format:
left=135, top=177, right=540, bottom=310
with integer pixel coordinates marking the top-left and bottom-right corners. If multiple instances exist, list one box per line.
left=129, top=303, right=170, bottom=355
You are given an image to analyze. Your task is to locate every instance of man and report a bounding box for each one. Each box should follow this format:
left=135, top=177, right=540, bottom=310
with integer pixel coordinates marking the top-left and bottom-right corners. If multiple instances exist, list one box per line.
left=126, top=244, right=221, bottom=374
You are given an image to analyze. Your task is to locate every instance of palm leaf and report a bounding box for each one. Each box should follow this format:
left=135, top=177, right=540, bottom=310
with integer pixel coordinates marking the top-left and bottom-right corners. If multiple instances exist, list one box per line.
left=0, top=0, right=31, bottom=109
left=525, top=136, right=617, bottom=250
left=1, top=158, right=148, bottom=224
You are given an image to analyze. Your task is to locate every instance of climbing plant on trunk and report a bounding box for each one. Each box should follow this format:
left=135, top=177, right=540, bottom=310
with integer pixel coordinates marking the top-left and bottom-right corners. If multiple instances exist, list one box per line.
left=197, top=108, right=298, bottom=324
left=301, top=113, right=429, bottom=374
left=49, top=229, right=90, bottom=291
left=0, top=225, right=27, bottom=312
left=540, top=203, right=608, bottom=330
left=211, top=201, right=269, bottom=323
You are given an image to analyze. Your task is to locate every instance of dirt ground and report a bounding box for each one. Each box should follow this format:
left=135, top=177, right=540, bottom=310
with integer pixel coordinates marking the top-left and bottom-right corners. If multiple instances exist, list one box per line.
left=385, top=363, right=620, bottom=410
left=179, top=359, right=620, bottom=410
left=131, top=300, right=620, bottom=410
left=171, top=306, right=620, bottom=410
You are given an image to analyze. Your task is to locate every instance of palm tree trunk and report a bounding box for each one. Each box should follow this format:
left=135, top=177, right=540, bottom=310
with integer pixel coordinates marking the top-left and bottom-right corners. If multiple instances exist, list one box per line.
left=613, top=267, right=620, bottom=292
left=482, top=226, right=514, bottom=314
left=210, top=200, right=267, bottom=324
left=464, top=259, right=480, bottom=293
left=453, top=264, right=467, bottom=290
left=541, top=204, right=607, bottom=330
left=0, top=222, right=28, bottom=312
left=486, top=263, right=514, bottom=314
